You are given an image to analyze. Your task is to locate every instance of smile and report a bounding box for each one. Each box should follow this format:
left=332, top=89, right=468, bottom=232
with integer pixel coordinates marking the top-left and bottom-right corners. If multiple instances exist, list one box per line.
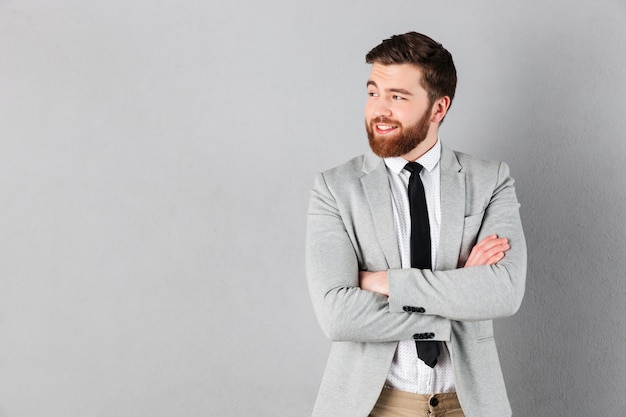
left=375, top=124, right=398, bottom=134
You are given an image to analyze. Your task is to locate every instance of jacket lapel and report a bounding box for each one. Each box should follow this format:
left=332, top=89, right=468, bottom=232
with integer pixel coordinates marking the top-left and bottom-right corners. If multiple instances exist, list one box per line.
left=437, top=145, right=466, bottom=270
left=360, top=152, right=402, bottom=269
left=359, top=146, right=466, bottom=271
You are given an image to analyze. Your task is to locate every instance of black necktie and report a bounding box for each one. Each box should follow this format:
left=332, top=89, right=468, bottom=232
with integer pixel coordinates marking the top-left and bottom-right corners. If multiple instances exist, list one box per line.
left=405, top=162, right=440, bottom=368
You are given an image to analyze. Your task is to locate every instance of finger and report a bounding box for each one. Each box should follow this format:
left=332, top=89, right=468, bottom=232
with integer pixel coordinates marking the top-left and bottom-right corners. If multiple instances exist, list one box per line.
left=481, top=242, right=510, bottom=261
left=477, top=236, right=508, bottom=250
left=474, top=234, right=499, bottom=249
left=484, top=251, right=506, bottom=265
left=465, top=240, right=509, bottom=267
left=474, top=241, right=509, bottom=259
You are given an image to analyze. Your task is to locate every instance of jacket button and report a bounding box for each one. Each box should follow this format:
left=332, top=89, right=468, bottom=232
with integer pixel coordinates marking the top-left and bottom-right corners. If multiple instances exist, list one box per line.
left=403, top=306, right=426, bottom=313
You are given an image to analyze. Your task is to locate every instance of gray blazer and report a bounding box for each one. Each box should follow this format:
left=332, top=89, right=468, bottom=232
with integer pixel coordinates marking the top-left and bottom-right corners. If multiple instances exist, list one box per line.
left=306, top=144, right=526, bottom=417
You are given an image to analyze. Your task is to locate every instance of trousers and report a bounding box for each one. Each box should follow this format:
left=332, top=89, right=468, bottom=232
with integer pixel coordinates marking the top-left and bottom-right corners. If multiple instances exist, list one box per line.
left=369, top=388, right=465, bottom=417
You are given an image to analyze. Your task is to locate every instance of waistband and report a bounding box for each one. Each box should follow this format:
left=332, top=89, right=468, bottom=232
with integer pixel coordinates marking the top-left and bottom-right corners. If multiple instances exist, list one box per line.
left=377, top=388, right=461, bottom=411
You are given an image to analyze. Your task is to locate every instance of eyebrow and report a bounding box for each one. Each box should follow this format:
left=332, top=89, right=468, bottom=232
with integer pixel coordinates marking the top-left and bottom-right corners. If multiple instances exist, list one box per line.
left=366, top=80, right=413, bottom=96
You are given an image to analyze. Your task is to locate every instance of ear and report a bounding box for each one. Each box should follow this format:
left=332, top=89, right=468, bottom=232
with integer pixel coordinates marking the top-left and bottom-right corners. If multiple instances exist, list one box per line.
left=430, top=96, right=451, bottom=124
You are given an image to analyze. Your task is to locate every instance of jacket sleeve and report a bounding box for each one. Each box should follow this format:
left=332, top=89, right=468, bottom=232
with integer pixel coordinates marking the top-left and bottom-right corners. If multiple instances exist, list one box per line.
left=306, top=172, right=451, bottom=343
left=387, top=162, right=527, bottom=321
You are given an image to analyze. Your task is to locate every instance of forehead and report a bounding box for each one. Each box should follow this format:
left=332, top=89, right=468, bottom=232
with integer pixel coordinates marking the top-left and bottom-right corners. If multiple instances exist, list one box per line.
left=367, top=63, right=424, bottom=89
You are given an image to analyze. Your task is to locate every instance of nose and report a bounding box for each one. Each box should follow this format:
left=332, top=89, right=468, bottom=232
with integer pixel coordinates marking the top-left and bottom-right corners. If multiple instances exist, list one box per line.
left=370, top=97, right=392, bottom=118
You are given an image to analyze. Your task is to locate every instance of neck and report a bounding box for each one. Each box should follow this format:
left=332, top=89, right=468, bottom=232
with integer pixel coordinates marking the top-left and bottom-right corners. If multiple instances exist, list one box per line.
left=401, top=131, right=438, bottom=162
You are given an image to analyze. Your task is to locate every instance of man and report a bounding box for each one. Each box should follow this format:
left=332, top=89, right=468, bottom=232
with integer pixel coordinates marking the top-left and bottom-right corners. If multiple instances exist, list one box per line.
left=306, top=32, right=526, bottom=417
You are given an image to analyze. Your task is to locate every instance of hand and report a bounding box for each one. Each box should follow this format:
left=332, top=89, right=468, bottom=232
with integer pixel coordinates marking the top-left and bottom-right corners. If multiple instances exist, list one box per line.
left=464, top=234, right=510, bottom=268
left=359, top=270, right=389, bottom=296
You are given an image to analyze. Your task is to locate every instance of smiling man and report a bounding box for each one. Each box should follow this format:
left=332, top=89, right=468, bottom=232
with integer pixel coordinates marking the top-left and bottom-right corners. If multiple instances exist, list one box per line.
left=306, top=32, right=527, bottom=417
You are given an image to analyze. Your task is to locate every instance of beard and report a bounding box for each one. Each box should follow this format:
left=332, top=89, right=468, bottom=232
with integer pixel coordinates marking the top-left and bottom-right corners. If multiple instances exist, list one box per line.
left=366, top=109, right=431, bottom=158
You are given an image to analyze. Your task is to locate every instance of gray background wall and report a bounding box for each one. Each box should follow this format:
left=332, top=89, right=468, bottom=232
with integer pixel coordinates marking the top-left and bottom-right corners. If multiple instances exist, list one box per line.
left=1, top=1, right=625, bottom=416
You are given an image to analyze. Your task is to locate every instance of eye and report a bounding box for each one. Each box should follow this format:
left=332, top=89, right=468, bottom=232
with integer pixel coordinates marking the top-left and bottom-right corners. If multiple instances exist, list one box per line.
left=368, top=91, right=379, bottom=97
left=392, top=95, right=405, bottom=100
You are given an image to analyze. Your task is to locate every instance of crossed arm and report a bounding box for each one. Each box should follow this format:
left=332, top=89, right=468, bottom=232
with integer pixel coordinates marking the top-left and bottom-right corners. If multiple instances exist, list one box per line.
left=306, top=163, right=526, bottom=343
left=360, top=234, right=510, bottom=296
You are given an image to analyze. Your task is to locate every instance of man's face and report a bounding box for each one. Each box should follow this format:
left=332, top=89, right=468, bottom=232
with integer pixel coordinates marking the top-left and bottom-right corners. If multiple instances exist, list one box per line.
left=365, top=63, right=434, bottom=158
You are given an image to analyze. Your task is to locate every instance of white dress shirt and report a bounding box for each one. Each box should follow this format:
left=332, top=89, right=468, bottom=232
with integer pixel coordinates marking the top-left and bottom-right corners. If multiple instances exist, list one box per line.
left=383, top=139, right=456, bottom=394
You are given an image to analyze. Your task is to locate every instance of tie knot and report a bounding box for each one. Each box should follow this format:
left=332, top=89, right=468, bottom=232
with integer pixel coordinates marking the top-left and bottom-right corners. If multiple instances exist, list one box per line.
left=404, top=161, right=424, bottom=174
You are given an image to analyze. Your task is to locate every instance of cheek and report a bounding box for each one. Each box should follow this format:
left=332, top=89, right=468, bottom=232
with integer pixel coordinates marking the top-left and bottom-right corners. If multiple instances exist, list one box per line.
left=392, top=110, right=411, bottom=126
left=399, top=106, right=426, bottom=125
left=364, top=102, right=375, bottom=119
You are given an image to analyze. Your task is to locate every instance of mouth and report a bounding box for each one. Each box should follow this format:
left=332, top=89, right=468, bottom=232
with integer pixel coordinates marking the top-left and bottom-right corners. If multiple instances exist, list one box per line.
left=374, top=123, right=399, bottom=135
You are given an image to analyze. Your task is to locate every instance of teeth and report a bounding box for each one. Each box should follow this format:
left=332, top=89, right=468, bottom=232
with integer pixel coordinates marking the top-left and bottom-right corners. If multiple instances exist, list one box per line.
left=377, top=125, right=395, bottom=131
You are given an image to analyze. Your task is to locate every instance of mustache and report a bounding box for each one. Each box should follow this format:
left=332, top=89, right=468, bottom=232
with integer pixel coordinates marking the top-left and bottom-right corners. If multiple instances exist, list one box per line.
left=371, top=116, right=401, bottom=125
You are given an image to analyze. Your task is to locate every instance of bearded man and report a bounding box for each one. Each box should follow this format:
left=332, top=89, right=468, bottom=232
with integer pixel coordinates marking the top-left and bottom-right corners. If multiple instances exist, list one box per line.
left=306, top=32, right=527, bottom=417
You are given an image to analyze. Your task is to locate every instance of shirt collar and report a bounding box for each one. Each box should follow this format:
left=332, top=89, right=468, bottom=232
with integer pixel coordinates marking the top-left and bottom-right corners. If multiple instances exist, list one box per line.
left=383, top=139, right=441, bottom=175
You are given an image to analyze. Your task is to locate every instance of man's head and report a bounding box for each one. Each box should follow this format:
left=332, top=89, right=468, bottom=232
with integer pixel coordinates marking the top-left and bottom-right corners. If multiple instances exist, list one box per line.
left=364, top=32, right=457, bottom=160
left=366, top=32, right=457, bottom=107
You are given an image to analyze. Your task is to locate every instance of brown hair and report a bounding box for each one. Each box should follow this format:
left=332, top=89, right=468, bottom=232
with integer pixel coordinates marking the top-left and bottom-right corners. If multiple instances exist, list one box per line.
left=365, top=32, right=457, bottom=107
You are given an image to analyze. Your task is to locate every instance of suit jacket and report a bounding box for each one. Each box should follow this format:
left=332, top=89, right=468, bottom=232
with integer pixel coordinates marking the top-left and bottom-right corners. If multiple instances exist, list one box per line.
left=306, top=144, right=526, bottom=417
